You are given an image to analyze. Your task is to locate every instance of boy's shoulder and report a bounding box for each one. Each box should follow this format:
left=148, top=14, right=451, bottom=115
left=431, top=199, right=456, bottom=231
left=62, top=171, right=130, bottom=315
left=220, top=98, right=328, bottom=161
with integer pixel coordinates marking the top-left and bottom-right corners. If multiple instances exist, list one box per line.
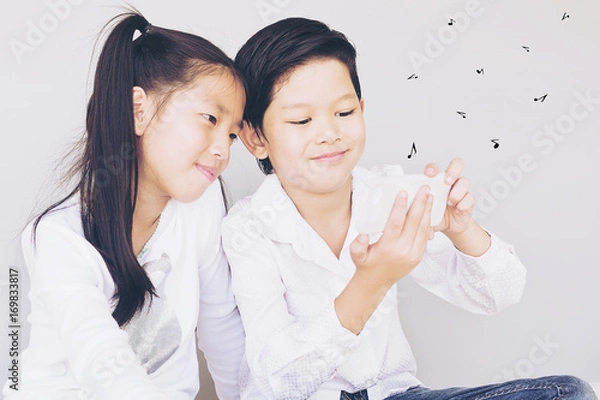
left=223, top=174, right=296, bottom=241
left=225, top=174, right=288, bottom=217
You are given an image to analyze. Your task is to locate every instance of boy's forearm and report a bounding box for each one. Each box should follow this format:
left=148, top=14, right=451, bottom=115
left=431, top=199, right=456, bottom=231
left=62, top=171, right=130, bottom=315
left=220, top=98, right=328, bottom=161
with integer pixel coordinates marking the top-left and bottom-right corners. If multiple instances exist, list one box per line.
left=334, top=271, right=392, bottom=335
left=444, top=218, right=491, bottom=257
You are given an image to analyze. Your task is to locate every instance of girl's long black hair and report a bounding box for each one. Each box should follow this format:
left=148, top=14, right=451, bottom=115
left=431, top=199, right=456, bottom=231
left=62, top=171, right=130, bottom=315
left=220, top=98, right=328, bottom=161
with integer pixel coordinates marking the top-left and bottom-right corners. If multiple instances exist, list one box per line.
left=33, top=11, right=241, bottom=326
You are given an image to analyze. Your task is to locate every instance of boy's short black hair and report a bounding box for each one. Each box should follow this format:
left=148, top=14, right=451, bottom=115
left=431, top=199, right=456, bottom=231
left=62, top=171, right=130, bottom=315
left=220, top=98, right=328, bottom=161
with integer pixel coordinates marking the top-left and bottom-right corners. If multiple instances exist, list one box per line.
left=235, top=17, right=361, bottom=174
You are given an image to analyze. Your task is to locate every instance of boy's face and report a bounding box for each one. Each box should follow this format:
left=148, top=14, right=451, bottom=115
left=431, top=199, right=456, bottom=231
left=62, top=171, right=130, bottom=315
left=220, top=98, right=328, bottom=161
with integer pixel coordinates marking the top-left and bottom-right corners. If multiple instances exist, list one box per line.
left=259, top=58, right=365, bottom=195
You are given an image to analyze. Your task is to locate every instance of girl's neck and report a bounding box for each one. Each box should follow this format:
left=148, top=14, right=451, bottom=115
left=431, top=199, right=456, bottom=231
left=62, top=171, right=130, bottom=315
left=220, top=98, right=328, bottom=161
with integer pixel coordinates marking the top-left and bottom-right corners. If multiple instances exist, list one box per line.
left=132, top=186, right=169, bottom=256
left=283, top=176, right=353, bottom=258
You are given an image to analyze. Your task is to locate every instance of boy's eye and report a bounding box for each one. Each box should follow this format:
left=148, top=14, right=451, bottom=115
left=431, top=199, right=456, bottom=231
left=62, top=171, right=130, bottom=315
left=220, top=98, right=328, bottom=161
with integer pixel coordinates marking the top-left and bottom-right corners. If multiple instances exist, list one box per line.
left=229, top=133, right=238, bottom=141
left=203, top=114, right=217, bottom=125
left=337, top=109, right=355, bottom=117
left=289, top=118, right=311, bottom=125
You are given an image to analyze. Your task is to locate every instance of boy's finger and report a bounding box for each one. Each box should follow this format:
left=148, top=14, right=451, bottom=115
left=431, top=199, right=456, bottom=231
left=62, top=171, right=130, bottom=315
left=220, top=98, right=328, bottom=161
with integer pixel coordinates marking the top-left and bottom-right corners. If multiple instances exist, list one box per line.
left=381, top=190, right=409, bottom=242
left=447, top=177, right=470, bottom=206
left=413, top=192, right=433, bottom=247
left=399, top=185, right=431, bottom=240
left=424, top=163, right=438, bottom=177
left=444, top=157, right=464, bottom=185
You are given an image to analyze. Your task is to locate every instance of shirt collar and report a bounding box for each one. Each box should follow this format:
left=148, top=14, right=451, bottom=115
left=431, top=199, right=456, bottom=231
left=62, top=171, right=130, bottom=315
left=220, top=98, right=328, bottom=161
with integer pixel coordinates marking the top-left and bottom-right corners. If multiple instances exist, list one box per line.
left=249, top=167, right=376, bottom=269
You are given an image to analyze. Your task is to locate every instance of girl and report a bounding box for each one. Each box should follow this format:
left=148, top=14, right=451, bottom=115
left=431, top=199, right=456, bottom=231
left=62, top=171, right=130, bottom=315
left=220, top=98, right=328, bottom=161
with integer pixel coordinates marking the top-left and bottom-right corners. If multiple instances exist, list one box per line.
left=3, top=12, right=245, bottom=400
left=221, top=17, right=597, bottom=400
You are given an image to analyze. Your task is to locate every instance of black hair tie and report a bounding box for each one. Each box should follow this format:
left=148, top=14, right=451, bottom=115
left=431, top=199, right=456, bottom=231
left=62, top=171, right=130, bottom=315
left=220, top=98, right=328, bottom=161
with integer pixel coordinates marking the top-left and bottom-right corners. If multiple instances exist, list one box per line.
left=142, top=23, right=152, bottom=37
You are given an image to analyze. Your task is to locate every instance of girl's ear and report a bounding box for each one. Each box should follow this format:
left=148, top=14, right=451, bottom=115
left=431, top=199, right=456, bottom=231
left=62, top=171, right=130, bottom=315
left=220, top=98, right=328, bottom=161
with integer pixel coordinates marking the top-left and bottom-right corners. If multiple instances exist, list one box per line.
left=133, top=86, right=150, bottom=137
left=360, top=98, right=365, bottom=112
left=239, top=122, right=269, bottom=160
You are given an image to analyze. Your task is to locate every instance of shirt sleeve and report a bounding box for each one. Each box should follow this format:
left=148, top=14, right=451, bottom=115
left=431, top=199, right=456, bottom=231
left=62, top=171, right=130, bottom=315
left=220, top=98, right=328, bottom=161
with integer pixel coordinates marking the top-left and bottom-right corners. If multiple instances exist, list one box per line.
left=221, top=206, right=360, bottom=400
left=23, top=220, right=169, bottom=399
left=409, top=228, right=527, bottom=314
left=196, top=185, right=245, bottom=400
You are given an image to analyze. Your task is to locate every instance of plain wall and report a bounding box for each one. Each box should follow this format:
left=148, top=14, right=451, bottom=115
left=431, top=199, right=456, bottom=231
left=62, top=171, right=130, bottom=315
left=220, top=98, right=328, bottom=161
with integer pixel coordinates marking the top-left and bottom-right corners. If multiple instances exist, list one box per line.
left=1, top=0, right=598, bottom=398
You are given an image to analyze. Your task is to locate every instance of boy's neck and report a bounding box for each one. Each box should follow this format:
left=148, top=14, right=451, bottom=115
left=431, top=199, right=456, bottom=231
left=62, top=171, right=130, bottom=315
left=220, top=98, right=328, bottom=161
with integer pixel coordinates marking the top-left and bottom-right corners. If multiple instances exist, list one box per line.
left=282, top=176, right=353, bottom=258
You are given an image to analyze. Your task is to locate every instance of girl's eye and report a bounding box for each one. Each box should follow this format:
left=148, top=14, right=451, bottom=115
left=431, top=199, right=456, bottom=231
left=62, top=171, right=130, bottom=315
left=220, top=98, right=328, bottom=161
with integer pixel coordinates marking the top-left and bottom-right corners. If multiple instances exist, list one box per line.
left=289, top=118, right=311, bottom=125
left=337, top=109, right=355, bottom=117
left=203, top=114, right=217, bottom=125
left=229, top=133, right=238, bottom=141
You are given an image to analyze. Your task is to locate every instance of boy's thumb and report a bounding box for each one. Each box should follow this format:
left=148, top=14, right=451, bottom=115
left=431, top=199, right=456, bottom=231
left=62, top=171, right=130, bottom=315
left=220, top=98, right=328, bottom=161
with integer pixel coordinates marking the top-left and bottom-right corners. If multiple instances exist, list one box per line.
left=350, top=234, right=369, bottom=263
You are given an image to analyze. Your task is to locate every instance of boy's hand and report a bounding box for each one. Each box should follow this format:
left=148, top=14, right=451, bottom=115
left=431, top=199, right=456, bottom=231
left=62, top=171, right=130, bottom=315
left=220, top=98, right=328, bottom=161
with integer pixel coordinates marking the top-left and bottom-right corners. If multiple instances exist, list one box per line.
left=424, top=157, right=491, bottom=256
left=349, top=185, right=434, bottom=289
left=424, top=157, right=475, bottom=235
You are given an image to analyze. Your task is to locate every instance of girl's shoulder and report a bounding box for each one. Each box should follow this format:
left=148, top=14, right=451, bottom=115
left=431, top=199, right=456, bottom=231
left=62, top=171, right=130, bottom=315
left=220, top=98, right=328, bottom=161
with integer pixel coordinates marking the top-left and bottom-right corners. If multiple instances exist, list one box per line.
left=27, top=196, right=84, bottom=240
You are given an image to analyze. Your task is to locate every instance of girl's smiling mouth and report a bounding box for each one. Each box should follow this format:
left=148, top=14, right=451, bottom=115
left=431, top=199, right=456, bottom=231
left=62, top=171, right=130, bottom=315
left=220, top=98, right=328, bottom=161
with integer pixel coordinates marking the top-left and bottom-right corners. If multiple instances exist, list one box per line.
left=195, top=164, right=217, bottom=181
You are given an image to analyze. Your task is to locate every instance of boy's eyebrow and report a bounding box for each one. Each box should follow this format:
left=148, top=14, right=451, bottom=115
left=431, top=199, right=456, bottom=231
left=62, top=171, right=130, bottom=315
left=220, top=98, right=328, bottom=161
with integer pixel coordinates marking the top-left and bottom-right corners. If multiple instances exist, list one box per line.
left=281, top=93, right=357, bottom=110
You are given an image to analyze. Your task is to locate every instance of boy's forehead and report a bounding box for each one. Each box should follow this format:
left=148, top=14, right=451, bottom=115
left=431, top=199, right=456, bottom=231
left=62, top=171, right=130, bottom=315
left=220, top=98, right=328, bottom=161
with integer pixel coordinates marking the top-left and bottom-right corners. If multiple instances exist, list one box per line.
left=279, top=93, right=357, bottom=110
left=271, top=59, right=355, bottom=104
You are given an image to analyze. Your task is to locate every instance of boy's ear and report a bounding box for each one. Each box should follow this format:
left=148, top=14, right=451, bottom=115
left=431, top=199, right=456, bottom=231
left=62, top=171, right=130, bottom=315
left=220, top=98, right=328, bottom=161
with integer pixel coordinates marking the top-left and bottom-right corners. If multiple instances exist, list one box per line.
left=239, top=122, right=269, bottom=160
left=360, top=98, right=365, bottom=112
left=133, top=86, right=150, bottom=137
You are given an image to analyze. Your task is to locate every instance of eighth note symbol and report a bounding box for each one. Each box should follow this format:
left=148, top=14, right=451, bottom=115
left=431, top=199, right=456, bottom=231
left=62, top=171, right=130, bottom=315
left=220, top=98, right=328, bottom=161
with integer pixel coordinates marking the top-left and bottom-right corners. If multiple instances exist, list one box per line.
left=407, top=73, right=418, bottom=80
left=456, top=111, right=467, bottom=119
left=534, top=94, right=548, bottom=102
left=491, top=139, right=500, bottom=149
left=522, top=45, right=530, bottom=53
left=561, top=12, right=570, bottom=21
left=448, top=18, right=456, bottom=25
left=476, top=68, right=484, bottom=75
left=407, top=142, right=417, bottom=159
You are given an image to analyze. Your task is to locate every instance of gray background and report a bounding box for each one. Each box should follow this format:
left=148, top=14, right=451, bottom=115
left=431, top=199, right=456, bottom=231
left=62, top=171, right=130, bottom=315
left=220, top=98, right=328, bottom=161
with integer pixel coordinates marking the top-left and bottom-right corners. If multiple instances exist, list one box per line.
left=1, top=0, right=598, bottom=398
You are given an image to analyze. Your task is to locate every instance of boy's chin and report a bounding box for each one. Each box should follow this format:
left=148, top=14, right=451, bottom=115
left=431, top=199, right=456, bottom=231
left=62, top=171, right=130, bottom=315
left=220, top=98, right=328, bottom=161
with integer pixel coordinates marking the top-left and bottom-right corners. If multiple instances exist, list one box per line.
left=307, top=171, right=354, bottom=194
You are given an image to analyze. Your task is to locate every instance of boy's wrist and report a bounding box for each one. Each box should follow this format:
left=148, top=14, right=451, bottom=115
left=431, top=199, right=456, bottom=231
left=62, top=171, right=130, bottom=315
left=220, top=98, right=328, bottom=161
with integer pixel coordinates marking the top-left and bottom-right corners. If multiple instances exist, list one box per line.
left=335, top=270, right=393, bottom=335
left=444, top=218, right=491, bottom=257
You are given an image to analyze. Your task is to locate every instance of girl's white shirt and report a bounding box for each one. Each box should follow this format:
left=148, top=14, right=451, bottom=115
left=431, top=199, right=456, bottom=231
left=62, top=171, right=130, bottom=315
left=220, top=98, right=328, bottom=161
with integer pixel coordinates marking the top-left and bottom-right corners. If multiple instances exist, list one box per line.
left=3, top=180, right=244, bottom=400
left=222, top=165, right=527, bottom=400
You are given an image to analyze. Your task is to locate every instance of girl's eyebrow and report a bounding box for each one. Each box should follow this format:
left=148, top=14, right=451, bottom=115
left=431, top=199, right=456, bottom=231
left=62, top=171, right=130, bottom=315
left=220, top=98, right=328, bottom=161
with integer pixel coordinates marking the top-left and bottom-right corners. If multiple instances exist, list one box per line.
left=204, top=101, right=243, bottom=129
left=281, top=92, right=357, bottom=110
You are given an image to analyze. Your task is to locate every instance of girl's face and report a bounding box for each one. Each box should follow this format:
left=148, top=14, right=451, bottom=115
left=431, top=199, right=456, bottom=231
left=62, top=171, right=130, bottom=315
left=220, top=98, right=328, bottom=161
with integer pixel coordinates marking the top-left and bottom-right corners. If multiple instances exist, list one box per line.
left=136, top=70, right=245, bottom=203
left=259, top=58, right=365, bottom=195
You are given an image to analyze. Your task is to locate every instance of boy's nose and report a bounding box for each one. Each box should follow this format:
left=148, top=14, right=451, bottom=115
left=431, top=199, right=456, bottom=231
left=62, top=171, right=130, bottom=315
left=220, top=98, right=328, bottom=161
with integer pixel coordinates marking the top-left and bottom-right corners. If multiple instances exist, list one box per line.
left=316, top=117, right=341, bottom=144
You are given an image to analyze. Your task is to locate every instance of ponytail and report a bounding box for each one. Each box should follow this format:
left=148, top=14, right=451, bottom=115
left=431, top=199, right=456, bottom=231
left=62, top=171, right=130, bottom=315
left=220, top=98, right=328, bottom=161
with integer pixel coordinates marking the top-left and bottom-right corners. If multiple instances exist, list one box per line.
left=34, top=11, right=241, bottom=326
left=81, top=13, right=154, bottom=326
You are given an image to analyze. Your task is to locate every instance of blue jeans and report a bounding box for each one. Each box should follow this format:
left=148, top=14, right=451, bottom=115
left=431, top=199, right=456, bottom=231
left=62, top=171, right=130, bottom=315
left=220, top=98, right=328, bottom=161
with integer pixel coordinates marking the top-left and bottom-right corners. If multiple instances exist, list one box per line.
left=340, top=376, right=597, bottom=400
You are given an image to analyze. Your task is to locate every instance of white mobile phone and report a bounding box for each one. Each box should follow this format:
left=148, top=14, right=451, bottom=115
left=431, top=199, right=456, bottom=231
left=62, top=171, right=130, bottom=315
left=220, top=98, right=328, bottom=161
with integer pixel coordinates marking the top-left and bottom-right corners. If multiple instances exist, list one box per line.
left=355, top=173, right=451, bottom=234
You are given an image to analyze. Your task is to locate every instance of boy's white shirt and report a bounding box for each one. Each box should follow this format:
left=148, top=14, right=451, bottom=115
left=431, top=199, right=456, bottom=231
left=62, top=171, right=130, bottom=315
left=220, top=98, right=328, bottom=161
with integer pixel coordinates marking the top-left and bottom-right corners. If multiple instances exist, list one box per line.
left=3, top=180, right=244, bottom=400
left=222, top=165, right=527, bottom=400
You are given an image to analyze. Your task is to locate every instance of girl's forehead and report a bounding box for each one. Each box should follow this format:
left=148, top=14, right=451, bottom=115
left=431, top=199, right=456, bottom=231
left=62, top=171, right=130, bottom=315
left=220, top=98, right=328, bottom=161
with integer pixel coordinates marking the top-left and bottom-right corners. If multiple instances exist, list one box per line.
left=171, top=72, right=244, bottom=103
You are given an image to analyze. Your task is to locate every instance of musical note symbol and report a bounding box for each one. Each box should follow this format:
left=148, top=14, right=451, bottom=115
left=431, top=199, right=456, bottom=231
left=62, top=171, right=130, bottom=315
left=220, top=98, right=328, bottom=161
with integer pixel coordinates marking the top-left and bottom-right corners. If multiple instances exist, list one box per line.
left=522, top=45, right=530, bottom=53
left=534, top=94, right=548, bottom=102
left=491, top=139, right=500, bottom=149
left=407, top=73, right=418, bottom=80
left=448, top=18, right=456, bottom=26
left=561, top=12, right=570, bottom=21
left=476, top=68, right=484, bottom=75
left=407, top=142, right=417, bottom=159
left=456, top=111, right=467, bottom=119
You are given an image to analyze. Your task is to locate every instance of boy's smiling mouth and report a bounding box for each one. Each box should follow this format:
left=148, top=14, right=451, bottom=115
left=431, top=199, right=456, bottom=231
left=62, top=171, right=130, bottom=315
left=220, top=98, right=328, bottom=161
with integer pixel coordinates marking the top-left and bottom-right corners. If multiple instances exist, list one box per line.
left=310, top=149, right=348, bottom=162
